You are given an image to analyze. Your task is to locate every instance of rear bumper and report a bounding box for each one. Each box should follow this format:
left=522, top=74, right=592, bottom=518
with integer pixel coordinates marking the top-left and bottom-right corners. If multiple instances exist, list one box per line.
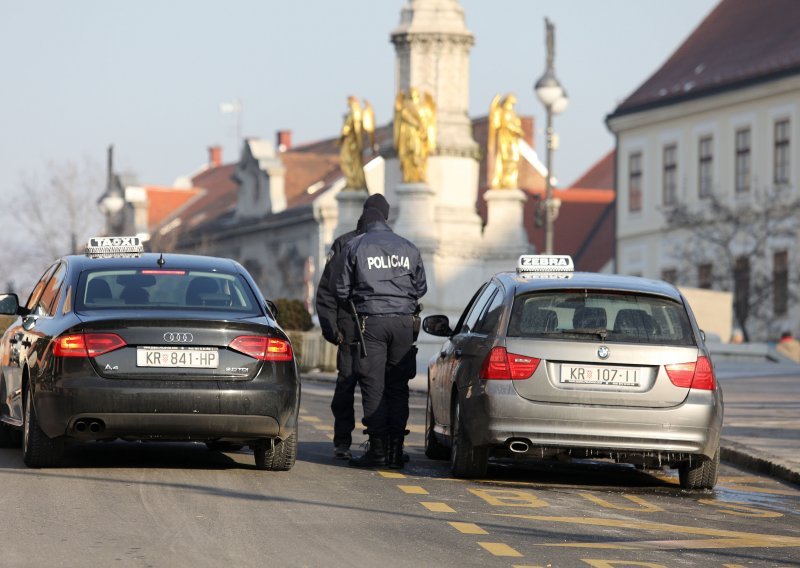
left=462, top=381, right=723, bottom=461
left=34, top=371, right=299, bottom=442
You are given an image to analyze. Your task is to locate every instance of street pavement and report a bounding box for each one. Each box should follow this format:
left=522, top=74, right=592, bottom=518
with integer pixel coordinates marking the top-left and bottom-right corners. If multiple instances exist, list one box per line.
left=303, top=359, right=800, bottom=487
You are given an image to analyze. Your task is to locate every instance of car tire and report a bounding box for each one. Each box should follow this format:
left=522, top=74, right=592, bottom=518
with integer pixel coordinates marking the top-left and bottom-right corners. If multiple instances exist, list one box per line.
left=253, top=420, right=298, bottom=471
left=450, top=396, right=487, bottom=479
left=425, top=390, right=450, bottom=460
left=23, top=383, right=63, bottom=468
left=678, top=445, right=719, bottom=490
left=0, top=422, right=20, bottom=448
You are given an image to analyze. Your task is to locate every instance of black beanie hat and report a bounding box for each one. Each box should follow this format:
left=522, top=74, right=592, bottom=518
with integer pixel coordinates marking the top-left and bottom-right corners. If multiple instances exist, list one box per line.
left=363, top=193, right=390, bottom=220
left=357, top=207, right=385, bottom=233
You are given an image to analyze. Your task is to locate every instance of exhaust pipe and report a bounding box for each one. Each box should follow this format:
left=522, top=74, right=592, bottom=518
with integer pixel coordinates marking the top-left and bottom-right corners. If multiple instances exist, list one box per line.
left=509, top=440, right=530, bottom=454
left=88, top=421, right=103, bottom=433
left=75, top=420, right=87, bottom=432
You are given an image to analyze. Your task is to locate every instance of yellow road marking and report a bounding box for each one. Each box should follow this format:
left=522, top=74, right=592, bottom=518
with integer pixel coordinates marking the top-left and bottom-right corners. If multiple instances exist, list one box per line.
left=720, top=483, right=799, bottom=496
left=470, top=488, right=548, bottom=509
left=698, top=498, right=782, bottom=518
left=448, top=521, right=487, bottom=535
left=312, top=424, right=333, bottom=431
left=722, top=565, right=747, bottom=568
left=579, top=492, right=663, bottom=512
left=477, top=542, right=522, bottom=557
left=493, top=513, right=800, bottom=549
left=582, top=561, right=666, bottom=568
left=378, top=471, right=406, bottom=479
left=513, top=565, right=547, bottom=568
left=326, top=433, right=334, bottom=440
left=299, top=416, right=321, bottom=423
left=298, top=408, right=308, bottom=415
left=420, top=501, right=455, bottom=513
left=398, top=485, right=429, bottom=495
left=406, top=424, right=425, bottom=434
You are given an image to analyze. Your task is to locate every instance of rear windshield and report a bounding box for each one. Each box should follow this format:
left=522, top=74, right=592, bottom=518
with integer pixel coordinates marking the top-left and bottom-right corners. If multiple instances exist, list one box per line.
left=507, top=291, right=695, bottom=346
left=75, top=269, right=261, bottom=315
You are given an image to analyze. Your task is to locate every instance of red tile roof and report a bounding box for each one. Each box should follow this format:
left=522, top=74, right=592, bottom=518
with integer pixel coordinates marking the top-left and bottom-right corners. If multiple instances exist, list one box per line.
left=569, top=150, right=615, bottom=190
left=143, top=186, right=201, bottom=229
left=610, top=0, right=800, bottom=118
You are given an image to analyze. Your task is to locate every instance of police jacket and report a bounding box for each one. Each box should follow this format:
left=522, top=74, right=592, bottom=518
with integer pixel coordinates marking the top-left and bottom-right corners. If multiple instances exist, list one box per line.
left=315, top=229, right=358, bottom=345
left=335, top=220, right=427, bottom=315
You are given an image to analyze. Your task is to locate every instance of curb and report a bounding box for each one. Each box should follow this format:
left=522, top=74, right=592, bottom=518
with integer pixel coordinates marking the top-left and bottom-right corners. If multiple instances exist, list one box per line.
left=720, top=437, right=800, bottom=487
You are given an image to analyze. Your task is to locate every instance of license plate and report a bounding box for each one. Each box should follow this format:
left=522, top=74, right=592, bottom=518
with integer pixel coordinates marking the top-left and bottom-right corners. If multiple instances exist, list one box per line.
left=560, top=364, right=640, bottom=387
left=137, top=347, right=219, bottom=369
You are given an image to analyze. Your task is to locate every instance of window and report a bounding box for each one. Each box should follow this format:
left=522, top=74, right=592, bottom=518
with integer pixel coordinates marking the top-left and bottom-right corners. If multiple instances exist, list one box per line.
left=662, top=144, right=677, bottom=205
left=507, top=291, right=694, bottom=346
left=735, top=128, right=751, bottom=193
left=473, top=288, right=505, bottom=335
left=461, top=283, right=497, bottom=333
left=661, top=269, right=677, bottom=284
left=75, top=269, right=260, bottom=313
left=35, top=263, right=67, bottom=317
left=698, top=263, right=713, bottom=289
left=774, top=250, right=788, bottom=316
left=25, top=264, right=58, bottom=312
left=734, top=256, right=750, bottom=323
left=774, top=119, right=790, bottom=186
left=628, top=152, right=642, bottom=212
left=698, top=136, right=713, bottom=198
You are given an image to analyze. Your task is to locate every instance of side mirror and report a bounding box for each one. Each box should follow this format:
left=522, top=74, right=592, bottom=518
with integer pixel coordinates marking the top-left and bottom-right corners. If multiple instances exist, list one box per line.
left=265, top=300, right=279, bottom=320
left=423, top=315, right=452, bottom=337
left=0, top=294, right=20, bottom=316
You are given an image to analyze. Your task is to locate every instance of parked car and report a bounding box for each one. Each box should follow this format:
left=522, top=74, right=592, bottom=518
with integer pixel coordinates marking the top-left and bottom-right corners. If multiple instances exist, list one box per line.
left=423, top=255, right=723, bottom=490
left=0, top=236, right=300, bottom=470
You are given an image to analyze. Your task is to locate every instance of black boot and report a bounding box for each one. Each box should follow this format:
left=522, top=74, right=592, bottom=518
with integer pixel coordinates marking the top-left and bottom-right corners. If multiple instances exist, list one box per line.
left=349, top=435, right=387, bottom=468
left=387, top=435, right=405, bottom=470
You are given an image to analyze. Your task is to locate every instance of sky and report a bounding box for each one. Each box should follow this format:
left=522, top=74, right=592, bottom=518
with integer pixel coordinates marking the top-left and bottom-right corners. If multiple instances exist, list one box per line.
left=1, top=0, right=719, bottom=202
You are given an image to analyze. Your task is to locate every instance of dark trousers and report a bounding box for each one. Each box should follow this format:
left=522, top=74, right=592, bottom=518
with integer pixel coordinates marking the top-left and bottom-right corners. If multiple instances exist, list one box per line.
left=331, top=315, right=358, bottom=447
left=331, top=342, right=358, bottom=447
left=353, top=315, right=417, bottom=437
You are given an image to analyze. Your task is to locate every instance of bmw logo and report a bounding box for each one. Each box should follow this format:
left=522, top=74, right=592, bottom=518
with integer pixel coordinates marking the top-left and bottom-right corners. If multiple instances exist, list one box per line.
left=597, top=346, right=610, bottom=360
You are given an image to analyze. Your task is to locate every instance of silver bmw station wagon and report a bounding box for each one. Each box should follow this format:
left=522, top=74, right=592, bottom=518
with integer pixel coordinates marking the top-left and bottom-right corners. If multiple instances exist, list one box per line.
left=423, top=255, right=723, bottom=490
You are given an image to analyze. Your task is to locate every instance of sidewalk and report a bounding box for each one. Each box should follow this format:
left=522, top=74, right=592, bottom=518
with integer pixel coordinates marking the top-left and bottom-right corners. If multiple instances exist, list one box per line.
left=302, top=363, right=800, bottom=486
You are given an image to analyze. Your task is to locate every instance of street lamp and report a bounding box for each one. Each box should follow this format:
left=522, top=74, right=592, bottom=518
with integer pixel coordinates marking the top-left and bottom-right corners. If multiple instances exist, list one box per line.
left=534, top=18, right=568, bottom=255
left=97, top=144, right=127, bottom=236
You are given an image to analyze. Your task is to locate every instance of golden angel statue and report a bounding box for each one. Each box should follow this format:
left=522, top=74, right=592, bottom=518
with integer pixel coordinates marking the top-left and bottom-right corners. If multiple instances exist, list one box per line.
left=393, top=88, right=437, bottom=184
left=338, top=96, right=376, bottom=190
left=488, top=93, right=524, bottom=189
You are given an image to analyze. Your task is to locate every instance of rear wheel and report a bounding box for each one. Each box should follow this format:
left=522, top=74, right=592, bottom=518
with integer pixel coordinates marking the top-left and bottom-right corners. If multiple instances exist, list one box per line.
left=23, top=383, right=63, bottom=468
left=679, top=445, right=719, bottom=490
left=450, top=396, right=487, bottom=479
left=253, top=420, right=298, bottom=471
left=424, top=390, right=449, bottom=460
left=0, top=422, right=21, bottom=448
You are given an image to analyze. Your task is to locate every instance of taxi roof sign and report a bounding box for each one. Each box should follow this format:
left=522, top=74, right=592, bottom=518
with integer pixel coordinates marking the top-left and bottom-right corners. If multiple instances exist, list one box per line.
left=517, top=254, right=574, bottom=273
left=86, top=236, right=144, bottom=258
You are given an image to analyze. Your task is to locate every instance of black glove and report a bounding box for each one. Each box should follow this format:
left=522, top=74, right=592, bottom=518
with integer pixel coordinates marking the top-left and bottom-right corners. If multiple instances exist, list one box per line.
left=335, top=331, right=344, bottom=345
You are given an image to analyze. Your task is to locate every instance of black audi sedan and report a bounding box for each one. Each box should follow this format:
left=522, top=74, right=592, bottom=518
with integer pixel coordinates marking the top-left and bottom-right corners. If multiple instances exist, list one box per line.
left=0, top=238, right=300, bottom=470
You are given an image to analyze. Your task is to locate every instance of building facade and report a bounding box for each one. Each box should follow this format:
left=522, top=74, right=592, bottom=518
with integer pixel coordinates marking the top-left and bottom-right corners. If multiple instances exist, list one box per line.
left=607, top=0, right=800, bottom=341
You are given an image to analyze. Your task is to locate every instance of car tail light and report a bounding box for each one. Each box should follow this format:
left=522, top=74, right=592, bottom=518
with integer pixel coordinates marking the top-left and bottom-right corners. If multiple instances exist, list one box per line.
left=665, top=355, right=715, bottom=390
left=53, top=333, right=126, bottom=358
left=229, top=336, right=293, bottom=361
left=480, top=346, right=540, bottom=380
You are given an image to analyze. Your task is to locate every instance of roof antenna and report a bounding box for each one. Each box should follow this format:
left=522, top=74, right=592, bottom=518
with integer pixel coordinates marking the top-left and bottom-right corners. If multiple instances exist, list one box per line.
left=157, top=253, right=166, bottom=267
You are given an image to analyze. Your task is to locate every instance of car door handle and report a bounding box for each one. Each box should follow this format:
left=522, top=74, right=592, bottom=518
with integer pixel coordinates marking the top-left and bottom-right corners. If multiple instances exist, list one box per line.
left=454, top=349, right=463, bottom=358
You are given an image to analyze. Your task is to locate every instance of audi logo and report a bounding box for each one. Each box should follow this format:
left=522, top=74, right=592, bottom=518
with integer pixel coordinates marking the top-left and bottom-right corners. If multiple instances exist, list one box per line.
left=164, top=332, right=194, bottom=343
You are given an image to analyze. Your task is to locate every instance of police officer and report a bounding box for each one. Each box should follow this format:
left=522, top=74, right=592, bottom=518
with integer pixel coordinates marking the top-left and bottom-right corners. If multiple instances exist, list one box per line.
left=335, top=207, right=427, bottom=469
left=315, top=194, right=390, bottom=459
